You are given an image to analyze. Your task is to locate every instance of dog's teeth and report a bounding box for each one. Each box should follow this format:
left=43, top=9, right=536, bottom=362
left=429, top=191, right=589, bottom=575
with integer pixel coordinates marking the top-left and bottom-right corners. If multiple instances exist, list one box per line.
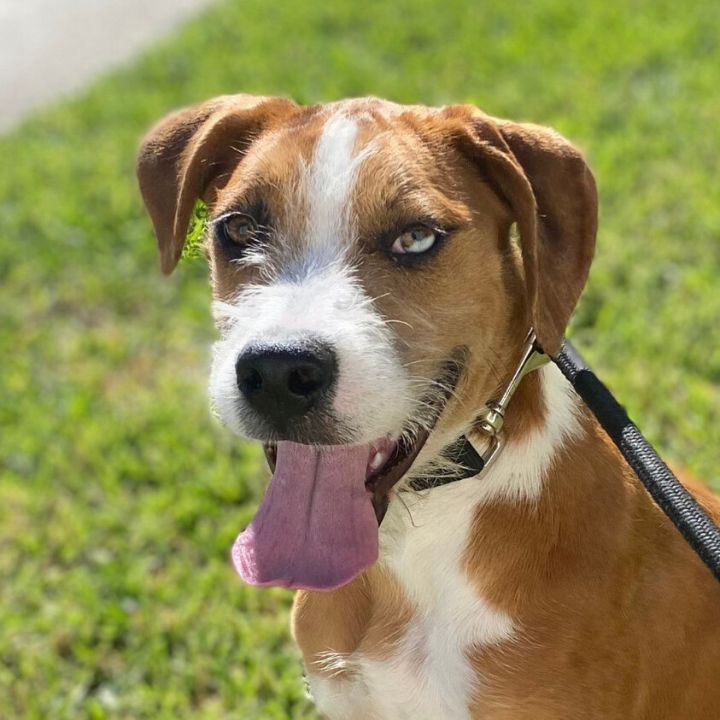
left=369, top=451, right=387, bottom=471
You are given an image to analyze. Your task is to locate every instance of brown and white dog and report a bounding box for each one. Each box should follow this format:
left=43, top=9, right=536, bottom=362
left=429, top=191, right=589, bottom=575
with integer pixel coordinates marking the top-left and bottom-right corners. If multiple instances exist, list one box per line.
left=137, top=95, right=720, bottom=719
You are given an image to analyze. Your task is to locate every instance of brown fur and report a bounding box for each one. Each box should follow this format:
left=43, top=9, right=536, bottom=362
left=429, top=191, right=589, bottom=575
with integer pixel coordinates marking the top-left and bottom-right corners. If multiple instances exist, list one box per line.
left=464, top=417, right=720, bottom=719
left=137, top=95, right=720, bottom=718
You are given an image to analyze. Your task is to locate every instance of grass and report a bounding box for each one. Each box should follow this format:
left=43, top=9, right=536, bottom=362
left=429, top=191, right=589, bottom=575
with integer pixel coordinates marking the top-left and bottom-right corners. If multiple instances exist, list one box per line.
left=0, top=0, right=718, bottom=717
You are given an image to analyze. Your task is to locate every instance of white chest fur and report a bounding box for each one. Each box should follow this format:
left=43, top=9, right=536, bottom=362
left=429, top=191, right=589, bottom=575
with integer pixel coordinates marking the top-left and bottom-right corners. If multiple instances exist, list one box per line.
left=307, top=478, right=515, bottom=720
left=307, top=366, right=581, bottom=720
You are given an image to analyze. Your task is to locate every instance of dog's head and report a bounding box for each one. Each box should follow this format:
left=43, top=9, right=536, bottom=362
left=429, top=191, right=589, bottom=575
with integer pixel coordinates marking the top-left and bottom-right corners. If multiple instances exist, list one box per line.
left=137, top=95, right=597, bottom=590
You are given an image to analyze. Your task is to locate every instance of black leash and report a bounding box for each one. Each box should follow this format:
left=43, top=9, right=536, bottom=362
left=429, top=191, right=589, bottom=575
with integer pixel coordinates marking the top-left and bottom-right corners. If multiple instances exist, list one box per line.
left=555, top=339, right=720, bottom=583
left=412, top=338, right=720, bottom=583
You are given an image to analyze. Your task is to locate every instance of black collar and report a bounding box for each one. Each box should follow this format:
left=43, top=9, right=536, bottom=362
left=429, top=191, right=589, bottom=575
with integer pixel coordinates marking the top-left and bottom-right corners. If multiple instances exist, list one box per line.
left=409, top=435, right=485, bottom=491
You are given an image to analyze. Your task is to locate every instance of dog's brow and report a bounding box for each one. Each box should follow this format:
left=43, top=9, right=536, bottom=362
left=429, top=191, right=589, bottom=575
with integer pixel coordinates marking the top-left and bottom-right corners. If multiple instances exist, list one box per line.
left=377, top=187, right=472, bottom=228
left=214, top=175, right=284, bottom=218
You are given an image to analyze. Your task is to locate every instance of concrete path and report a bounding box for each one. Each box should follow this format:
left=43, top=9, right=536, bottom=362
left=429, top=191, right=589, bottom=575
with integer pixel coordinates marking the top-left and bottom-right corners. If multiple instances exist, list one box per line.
left=0, top=0, right=214, bottom=132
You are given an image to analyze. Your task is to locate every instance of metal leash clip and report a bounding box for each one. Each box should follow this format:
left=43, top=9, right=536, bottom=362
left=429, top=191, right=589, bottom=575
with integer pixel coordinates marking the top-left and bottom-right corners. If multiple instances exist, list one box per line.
left=475, top=329, right=550, bottom=471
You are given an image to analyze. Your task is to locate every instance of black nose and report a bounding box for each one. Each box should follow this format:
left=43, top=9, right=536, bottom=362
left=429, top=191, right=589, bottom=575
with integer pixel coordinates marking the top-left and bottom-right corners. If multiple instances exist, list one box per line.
left=235, top=343, right=338, bottom=424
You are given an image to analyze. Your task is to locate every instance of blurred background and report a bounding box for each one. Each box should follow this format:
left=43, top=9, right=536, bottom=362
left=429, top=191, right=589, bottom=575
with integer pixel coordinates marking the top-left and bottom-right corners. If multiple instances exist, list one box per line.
left=0, top=0, right=718, bottom=717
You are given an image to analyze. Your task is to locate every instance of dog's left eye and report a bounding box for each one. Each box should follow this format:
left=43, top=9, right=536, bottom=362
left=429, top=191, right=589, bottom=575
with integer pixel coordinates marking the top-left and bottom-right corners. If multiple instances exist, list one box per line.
left=390, top=225, right=438, bottom=256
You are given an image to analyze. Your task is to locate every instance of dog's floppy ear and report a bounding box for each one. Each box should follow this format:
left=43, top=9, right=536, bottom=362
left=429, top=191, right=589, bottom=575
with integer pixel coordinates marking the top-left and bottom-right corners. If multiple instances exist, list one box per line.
left=448, top=107, right=598, bottom=355
left=136, top=94, right=297, bottom=274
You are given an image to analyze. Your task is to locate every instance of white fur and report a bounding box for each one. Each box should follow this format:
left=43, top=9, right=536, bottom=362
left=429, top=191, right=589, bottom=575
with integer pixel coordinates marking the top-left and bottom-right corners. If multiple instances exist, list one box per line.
left=209, top=112, right=413, bottom=443
left=308, top=364, right=583, bottom=720
left=210, top=264, right=412, bottom=440
left=310, top=675, right=372, bottom=720
left=303, top=113, right=366, bottom=263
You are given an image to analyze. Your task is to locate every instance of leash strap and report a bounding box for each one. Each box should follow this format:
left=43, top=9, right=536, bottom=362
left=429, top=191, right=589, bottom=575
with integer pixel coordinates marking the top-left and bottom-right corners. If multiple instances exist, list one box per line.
left=554, top=340, right=720, bottom=583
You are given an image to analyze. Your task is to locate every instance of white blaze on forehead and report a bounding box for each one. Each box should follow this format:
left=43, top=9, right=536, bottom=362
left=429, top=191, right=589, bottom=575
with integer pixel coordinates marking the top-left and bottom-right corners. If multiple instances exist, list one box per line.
left=304, top=112, right=371, bottom=261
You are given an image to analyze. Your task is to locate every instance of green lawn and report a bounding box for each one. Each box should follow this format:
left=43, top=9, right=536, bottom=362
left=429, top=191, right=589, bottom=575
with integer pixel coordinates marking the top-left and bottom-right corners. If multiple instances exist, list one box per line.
left=1, top=0, right=718, bottom=717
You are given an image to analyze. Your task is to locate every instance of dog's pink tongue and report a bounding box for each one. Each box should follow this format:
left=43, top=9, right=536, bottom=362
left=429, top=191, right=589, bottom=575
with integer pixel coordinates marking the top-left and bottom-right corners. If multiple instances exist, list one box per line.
left=232, top=441, right=378, bottom=591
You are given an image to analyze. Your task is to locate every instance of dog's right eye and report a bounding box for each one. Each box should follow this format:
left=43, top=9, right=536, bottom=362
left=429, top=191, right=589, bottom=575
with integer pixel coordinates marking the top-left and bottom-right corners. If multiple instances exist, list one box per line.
left=221, top=213, right=258, bottom=244
left=214, top=212, right=260, bottom=258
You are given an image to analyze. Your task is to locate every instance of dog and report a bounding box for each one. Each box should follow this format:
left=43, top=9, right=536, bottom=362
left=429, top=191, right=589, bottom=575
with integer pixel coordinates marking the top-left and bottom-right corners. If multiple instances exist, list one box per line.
left=137, top=95, right=720, bottom=719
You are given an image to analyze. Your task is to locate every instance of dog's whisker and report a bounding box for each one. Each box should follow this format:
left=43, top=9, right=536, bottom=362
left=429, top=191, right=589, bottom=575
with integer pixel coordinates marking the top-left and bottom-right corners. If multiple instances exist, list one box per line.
left=383, top=318, right=414, bottom=330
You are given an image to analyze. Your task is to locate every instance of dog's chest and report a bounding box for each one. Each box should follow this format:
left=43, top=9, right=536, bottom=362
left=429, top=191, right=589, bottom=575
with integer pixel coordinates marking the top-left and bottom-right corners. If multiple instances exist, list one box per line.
left=307, top=481, right=515, bottom=720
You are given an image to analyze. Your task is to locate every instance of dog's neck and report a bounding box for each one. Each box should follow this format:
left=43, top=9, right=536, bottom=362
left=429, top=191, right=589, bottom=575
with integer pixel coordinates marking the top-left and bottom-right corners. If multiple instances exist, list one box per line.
left=469, top=360, right=584, bottom=503
left=377, top=363, right=623, bottom=569
left=382, top=363, right=581, bottom=520
left=377, top=361, right=645, bottom=618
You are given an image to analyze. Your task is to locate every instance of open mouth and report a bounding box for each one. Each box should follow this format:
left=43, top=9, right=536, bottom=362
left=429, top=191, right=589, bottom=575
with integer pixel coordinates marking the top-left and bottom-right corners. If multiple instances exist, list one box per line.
left=263, top=428, right=430, bottom=524
left=234, top=350, right=466, bottom=592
